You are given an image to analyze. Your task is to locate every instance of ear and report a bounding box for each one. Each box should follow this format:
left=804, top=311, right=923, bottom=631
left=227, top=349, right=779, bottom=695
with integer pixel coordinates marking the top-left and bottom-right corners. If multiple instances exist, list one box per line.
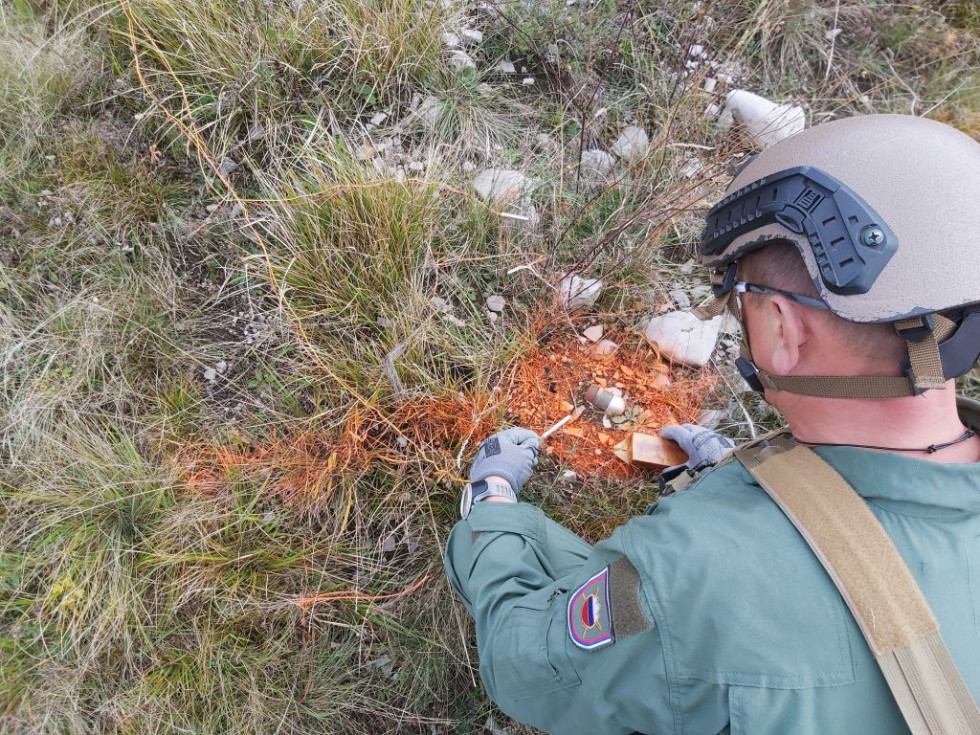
left=767, top=295, right=808, bottom=375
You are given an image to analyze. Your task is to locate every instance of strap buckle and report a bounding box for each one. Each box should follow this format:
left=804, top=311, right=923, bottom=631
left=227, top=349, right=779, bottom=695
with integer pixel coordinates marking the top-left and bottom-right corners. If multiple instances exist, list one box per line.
left=894, top=315, right=935, bottom=343
left=735, top=356, right=765, bottom=392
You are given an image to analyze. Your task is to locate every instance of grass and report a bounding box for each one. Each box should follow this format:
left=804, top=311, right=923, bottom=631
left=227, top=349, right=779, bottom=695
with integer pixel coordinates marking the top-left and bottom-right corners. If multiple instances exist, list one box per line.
left=1, top=0, right=978, bottom=732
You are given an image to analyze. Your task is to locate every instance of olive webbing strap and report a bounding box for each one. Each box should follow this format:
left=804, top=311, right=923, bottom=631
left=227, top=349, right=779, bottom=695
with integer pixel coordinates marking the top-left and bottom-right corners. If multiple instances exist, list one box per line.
left=736, top=434, right=980, bottom=735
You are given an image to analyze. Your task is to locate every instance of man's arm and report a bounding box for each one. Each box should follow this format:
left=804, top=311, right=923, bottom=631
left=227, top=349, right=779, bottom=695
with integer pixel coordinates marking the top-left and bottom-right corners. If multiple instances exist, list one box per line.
left=445, top=501, right=676, bottom=734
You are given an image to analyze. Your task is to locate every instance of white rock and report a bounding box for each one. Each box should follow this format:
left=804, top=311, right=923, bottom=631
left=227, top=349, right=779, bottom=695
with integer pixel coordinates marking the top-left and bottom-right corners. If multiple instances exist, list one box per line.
left=396, top=435, right=409, bottom=448
left=486, top=294, right=506, bottom=312
left=460, top=28, right=483, bottom=45
left=643, top=310, right=722, bottom=367
left=487, top=311, right=498, bottom=323
left=448, top=50, right=476, bottom=70
left=704, top=77, right=718, bottom=93
left=611, top=126, right=650, bottom=160
left=583, top=325, right=604, bottom=342
left=560, top=470, right=579, bottom=483
left=407, top=161, right=424, bottom=173
left=369, top=112, right=388, bottom=126
left=826, top=28, right=842, bottom=41
left=681, top=157, right=702, bottom=178
left=215, top=360, right=228, bottom=374
left=688, top=44, right=705, bottom=57
left=720, top=90, right=805, bottom=149
left=495, top=60, right=517, bottom=74
left=203, top=367, right=217, bottom=381
left=218, top=157, right=238, bottom=176
left=462, top=161, right=476, bottom=173
left=442, top=31, right=461, bottom=47
left=522, top=77, right=535, bottom=85
left=579, top=149, right=617, bottom=178
left=430, top=296, right=452, bottom=313
left=472, top=169, right=534, bottom=204
left=557, top=274, right=602, bottom=311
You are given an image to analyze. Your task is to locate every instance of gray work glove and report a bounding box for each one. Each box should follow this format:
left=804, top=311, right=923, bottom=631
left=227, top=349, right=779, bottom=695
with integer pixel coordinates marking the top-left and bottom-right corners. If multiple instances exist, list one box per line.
left=659, top=423, right=735, bottom=478
left=469, top=428, right=541, bottom=492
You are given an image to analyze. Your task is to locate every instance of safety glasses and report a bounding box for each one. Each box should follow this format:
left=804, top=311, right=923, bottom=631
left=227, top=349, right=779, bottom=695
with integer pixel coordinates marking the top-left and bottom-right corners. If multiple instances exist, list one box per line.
left=734, top=281, right=830, bottom=311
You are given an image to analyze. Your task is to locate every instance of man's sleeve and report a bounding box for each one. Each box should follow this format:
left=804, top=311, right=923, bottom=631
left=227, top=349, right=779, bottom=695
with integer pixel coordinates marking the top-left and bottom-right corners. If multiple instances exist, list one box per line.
left=444, top=502, right=675, bottom=735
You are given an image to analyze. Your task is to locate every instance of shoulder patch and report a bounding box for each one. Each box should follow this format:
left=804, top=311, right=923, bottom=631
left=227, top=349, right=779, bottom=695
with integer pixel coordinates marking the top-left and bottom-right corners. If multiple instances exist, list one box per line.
left=568, top=568, right=614, bottom=650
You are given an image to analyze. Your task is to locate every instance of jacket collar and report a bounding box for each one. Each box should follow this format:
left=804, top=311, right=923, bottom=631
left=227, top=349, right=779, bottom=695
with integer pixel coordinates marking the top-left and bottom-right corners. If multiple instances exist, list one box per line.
left=812, top=396, right=980, bottom=517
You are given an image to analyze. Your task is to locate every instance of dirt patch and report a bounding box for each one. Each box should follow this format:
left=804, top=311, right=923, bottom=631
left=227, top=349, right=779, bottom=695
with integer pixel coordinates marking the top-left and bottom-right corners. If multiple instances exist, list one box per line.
left=506, top=330, right=714, bottom=479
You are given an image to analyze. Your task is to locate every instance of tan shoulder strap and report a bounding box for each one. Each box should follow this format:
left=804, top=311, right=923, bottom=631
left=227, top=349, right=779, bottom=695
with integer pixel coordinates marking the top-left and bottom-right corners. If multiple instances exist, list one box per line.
left=736, top=435, right=980, bottom=735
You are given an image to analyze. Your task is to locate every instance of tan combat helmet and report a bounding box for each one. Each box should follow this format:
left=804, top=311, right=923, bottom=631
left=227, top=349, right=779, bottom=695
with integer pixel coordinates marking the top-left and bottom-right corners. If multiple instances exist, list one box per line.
left=696, top=114, right=980, bottom=400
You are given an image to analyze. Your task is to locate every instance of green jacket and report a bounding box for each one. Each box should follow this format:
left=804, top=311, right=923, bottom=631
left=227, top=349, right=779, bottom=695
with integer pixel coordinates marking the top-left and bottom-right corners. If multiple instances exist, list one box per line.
left=444, top=401, right=980, bottom=734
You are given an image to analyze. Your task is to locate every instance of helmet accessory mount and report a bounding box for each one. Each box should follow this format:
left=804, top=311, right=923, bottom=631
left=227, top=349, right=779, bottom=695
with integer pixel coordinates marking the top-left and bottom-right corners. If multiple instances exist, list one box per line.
left=702, top=166, right=898, bottom=296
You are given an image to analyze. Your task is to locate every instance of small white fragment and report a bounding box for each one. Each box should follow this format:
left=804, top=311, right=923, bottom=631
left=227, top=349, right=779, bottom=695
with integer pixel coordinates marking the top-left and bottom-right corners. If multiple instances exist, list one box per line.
left=430, top=296, right=452, bottom=313
left=522, top=77, right=535, bottom=85
left=557, top=275, right=603, bottom=311
left=611, top=126, right=650, bottom=160
left=462, top=161, right=476, bottom=173
left=369, top=112, right=388, bottom=126
left=203, top=367, right=217, bottom=381
left=448, top=50, right=476, bottom=70
left=582, top=325, right=604, bottom=342
left=472, top=169, right=534, bottom=204
left=826, top=28, right=842, bottom=41
left=442, top=31, right=460, bottom=47
left=396, top=435, right=409, bottom=448
left=688, top=44, right=705, bottom=57
left=593, top=339, right=619, bottom=359
left=495, top=60, right=516, bottom=74
left=215, top=360, right=228, bottom=374
left=486, top=295, right=506, bottom=312
left=206, top=203, right=220, bottom=213
left=560, top=470, right=579, bottom=483
left=719, top=90, right=806, bottom=149
left=579, top=149, right=617, bottom=178
left=460, top=28, right=483, bottom=45
left=408, top=161, right=424, bottom=173
left=704, top=77, right=718, bottom=93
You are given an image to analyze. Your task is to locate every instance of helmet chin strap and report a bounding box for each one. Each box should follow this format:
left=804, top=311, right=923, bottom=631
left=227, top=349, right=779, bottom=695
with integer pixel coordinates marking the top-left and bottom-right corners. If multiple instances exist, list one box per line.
left=692, top=291, right=958, bottom=400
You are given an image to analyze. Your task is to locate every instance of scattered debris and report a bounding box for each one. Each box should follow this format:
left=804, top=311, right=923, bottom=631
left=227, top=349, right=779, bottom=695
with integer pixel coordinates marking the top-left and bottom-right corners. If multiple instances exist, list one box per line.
left=486, top=294, right=506, bottom=313
left=557, top=274, right=602, bottom=311
left=718, top=90, right=805, bottom=149
left=643, top=310, right=722, bottom=367
left=582, top=325, right=604, bottom=342
left=611, top=126, right=650, bottom=160
left=627, top=433, right=689, bottom=469
left=508, top=332, right=711, bottom=478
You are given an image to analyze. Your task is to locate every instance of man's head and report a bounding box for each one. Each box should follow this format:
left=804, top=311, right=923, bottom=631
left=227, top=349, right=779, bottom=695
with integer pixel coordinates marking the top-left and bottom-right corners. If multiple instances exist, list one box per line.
left=735, top=243, right=906, bottom=410
left=698, top=114, right=980, bottom=400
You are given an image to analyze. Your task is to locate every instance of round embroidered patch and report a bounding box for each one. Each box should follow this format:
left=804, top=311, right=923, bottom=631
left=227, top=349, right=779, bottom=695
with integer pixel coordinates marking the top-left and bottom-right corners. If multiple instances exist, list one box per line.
left=568, top=567, right=614, bottom=650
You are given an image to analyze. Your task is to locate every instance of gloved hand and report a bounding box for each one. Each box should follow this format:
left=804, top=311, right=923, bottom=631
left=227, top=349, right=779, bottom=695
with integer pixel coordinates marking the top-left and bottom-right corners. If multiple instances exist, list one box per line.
left=469, top=428, right=541, bottom=492
left=659, top=423, right=735, bottom=476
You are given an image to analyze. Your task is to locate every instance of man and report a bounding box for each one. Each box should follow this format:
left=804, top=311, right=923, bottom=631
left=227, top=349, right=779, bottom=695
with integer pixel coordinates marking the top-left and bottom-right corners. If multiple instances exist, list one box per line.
left=444, top=114, right=980, bottom=734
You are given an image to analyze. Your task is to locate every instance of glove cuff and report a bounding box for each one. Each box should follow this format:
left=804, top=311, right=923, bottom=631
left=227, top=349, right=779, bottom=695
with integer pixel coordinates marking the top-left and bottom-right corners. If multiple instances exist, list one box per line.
left=470, top=468, right=519, bottom=493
